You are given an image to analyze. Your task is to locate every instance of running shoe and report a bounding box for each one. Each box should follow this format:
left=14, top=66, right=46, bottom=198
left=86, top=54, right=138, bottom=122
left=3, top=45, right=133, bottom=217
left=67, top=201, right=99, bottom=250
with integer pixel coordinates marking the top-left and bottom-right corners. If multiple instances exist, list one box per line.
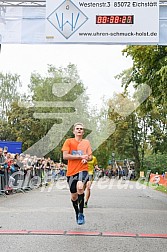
left=77, top=213, right=85, bottom=225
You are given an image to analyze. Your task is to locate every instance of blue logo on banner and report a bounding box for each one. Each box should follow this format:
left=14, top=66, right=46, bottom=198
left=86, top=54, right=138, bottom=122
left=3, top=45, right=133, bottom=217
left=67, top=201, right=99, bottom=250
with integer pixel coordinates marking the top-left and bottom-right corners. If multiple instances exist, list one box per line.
left=47, top=0, right=88, bottom=39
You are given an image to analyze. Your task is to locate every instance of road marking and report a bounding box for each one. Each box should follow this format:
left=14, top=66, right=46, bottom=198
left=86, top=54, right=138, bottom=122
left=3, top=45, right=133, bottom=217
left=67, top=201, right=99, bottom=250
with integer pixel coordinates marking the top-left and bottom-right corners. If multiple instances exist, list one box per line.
left=103, top=232, right=136, bottom=237
left=66, top=231, right=101, bottom=236
left=0, top=230, right=167, bottom=238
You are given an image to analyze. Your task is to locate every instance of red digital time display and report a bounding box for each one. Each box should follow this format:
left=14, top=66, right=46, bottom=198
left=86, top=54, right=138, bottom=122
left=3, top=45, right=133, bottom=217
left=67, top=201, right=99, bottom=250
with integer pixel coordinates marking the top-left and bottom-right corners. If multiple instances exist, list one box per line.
left=96, top=15, right=134, bottom=24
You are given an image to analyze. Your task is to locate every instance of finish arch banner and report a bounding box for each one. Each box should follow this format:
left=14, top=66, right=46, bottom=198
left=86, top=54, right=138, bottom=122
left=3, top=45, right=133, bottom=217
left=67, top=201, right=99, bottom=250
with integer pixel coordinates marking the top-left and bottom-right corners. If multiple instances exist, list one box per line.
left=46, top=0, right=159, bottom=43
left=0, top=0, right=160, bottom=44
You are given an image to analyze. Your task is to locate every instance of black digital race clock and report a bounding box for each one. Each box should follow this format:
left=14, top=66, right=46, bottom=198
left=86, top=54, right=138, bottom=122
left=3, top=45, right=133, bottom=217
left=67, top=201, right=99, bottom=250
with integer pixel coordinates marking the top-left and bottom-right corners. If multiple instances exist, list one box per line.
left=96, top=15, right=134, bottom=24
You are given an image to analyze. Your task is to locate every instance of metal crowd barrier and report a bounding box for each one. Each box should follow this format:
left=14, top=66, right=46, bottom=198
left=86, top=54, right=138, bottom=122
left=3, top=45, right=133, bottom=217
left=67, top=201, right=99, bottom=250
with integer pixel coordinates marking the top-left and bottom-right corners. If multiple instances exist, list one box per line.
left=0, top=165, right=65, bottom=197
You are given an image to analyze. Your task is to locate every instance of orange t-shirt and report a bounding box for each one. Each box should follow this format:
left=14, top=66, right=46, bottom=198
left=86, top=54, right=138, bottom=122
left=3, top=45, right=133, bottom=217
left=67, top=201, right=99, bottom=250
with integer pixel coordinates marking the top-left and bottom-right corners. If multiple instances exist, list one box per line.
left=61, top=138, right=92, bottom=176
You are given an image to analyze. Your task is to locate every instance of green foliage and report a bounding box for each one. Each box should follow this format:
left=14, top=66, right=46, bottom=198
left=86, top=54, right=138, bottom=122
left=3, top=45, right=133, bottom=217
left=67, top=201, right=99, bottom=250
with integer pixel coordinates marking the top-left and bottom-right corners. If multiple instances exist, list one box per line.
left=112, top=45, right=167, bottom=175
left=27, top=63, right=91, bottom=160
left=7, top=101, right=45, bottom=151
left=155, top=185, right=167, bottom=194
left=0, top=72, right=20, bottom=120
left=143, top=153, right=167, bottom=174
left=122, top=45, right=167, bottom=102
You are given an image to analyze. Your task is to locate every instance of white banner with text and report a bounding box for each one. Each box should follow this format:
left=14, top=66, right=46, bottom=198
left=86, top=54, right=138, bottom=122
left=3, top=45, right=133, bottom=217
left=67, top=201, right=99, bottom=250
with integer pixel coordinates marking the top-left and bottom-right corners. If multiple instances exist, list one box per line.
left=0, top=0, right=161, bottom=44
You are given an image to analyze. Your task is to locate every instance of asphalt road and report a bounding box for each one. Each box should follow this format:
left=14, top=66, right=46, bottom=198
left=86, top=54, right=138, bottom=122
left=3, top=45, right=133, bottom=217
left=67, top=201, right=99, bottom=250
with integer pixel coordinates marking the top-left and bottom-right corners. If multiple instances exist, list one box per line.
left=0, top=177, right=167, bottom=252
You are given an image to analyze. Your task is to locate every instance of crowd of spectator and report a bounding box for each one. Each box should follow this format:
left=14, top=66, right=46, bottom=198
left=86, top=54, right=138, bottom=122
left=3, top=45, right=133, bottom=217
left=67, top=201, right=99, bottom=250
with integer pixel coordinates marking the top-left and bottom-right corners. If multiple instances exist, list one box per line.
left=0, top=147, right=67, bottom=196
left=103, top=162, right=136, bottom=180
left=0, top=146, right=137, bottom=197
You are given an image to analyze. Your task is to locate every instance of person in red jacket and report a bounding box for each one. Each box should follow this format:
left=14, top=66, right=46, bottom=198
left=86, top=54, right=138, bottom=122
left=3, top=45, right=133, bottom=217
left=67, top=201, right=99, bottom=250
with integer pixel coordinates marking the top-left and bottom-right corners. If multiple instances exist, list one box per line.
left=62, top=122, right=92, bottom=225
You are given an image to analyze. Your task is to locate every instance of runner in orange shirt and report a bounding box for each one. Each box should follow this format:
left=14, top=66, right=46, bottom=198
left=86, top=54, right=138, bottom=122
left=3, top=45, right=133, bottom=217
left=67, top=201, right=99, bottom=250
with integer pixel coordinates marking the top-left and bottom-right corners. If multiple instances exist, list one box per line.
left=62, top=122, right=92, bottom=225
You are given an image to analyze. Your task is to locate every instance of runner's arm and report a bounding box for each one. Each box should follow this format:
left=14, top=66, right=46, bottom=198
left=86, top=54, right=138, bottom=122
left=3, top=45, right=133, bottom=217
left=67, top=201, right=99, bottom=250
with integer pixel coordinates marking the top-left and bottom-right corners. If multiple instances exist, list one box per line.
left=63, top=150, right=89, bottom=161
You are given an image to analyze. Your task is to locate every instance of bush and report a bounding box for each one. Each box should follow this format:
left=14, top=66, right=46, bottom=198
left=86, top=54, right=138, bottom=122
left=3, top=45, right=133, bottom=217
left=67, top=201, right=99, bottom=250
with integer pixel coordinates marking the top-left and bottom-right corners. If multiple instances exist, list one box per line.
left=143, top=153, right=167, bottom=174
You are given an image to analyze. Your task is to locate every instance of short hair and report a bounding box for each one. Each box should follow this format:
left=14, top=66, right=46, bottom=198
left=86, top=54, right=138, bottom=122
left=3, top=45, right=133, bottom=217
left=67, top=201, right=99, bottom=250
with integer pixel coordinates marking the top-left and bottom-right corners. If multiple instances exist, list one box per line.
left=73, top=122, right=84, bottom=130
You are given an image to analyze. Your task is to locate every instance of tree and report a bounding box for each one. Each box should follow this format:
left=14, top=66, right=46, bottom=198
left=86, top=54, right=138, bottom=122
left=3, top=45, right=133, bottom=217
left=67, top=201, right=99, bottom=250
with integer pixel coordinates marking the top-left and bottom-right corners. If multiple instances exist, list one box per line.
left=26, top=63, right=91, bottom=160
left=122, top=45, right=167, bottom=103
left=0, top=72, right=20, bottom=120
left=7, top=101, right=45, bottom=151
left=107, top=92, right=141, bottom=172
left=114, top=45, right=167, bottom=173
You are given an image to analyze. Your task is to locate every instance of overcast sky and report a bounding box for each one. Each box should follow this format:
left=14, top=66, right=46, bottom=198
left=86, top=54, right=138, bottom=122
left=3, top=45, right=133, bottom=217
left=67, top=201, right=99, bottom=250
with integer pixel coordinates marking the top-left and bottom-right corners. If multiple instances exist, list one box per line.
left=0, top=44, right=133, bottom=108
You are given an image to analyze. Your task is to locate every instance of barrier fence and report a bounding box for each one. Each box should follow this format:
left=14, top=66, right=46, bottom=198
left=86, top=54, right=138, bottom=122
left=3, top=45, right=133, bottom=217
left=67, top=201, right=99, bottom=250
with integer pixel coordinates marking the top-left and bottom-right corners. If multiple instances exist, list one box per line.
left=0, top=165, right=65, bottom=197
left=1, top=164, right=167, bottom=198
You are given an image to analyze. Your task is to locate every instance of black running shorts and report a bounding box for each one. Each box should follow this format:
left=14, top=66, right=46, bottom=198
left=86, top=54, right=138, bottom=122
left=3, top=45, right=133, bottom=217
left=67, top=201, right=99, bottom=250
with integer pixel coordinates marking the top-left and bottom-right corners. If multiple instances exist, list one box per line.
left=67, top=171, right=89, bottom=193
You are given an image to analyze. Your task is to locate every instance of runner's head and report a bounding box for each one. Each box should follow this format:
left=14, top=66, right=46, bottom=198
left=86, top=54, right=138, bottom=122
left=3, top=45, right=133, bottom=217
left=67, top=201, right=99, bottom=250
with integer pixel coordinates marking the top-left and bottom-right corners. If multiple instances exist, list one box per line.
left=73, top=122, right=84, bottom=136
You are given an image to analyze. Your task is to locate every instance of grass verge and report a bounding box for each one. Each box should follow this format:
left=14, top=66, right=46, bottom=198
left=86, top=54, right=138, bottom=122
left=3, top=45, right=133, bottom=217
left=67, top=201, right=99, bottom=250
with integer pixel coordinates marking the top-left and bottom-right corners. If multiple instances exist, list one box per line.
left=139, top=178, right=167, bottom=194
